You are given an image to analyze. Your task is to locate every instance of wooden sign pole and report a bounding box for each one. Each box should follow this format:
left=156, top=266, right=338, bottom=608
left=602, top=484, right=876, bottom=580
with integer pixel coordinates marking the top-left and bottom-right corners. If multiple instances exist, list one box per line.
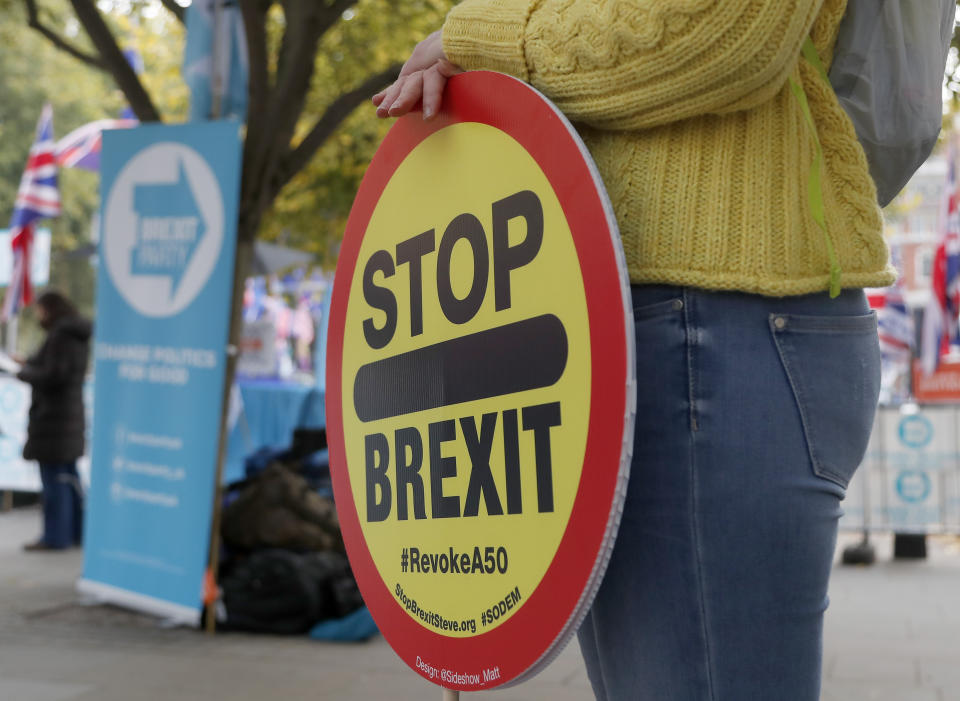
left=442, top=689, right=459, bottom=701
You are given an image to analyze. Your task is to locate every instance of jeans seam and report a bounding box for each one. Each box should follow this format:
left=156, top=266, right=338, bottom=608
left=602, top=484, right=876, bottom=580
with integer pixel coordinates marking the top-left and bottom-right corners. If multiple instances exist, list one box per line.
left=684, top=290, right=699, bottom=433
left=686, top=291, right=716, bottom=701
left=589, top=612, right=609, bottom=701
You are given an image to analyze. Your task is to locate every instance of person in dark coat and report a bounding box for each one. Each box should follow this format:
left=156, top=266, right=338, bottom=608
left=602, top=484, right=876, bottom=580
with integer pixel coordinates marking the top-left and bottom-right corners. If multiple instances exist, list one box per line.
left=18, top=290, right=92, bottom=551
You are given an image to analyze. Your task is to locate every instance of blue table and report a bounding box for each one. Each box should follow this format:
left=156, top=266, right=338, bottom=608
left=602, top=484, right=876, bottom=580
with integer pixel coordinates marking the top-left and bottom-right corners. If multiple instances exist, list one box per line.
left=224, top=379, right=325, bottom=484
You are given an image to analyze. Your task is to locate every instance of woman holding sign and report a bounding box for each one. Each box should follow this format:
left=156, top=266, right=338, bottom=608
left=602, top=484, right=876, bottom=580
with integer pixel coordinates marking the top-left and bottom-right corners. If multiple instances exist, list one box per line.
left=376, top=2, right=904, bottom=699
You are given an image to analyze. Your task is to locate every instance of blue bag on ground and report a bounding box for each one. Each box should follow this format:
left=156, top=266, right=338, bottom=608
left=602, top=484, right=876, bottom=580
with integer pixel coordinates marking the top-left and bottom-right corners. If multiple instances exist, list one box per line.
left=309, top=606, right=379, bottom=642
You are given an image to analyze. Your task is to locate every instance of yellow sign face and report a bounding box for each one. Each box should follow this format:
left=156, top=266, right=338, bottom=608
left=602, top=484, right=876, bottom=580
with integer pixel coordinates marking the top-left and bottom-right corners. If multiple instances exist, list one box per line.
left=340, top=122, right=591, bottom=636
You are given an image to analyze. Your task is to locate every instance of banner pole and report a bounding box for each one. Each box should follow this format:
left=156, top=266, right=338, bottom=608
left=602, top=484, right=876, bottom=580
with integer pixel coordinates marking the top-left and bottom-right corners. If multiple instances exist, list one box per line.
left=442, top=689, right=459, bottom=701
left=203, top=214, right=252, bottom=634
left=203, top=364, right=231, bottom=635
left=201, top=0, right=233, bottom=637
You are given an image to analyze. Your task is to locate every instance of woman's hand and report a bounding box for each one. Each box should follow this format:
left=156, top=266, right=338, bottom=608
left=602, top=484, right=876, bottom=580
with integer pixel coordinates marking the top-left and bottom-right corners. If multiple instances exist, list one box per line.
left=373, top=30, right=462, bottom=120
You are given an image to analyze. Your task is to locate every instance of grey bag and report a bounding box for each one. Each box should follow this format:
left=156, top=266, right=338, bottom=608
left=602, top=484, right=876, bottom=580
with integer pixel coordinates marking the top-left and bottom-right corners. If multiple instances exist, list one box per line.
left=829, top=0, right=955, bottom=206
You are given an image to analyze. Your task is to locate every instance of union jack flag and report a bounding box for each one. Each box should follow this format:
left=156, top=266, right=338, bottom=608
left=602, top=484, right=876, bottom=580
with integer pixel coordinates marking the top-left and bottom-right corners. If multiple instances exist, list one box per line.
left=55, top=117, right=137, bottom=172
left=877, top=280, right=914, bottom=361
left=3, top=104, right=60, bottom=320
left=921, top=143, right=960, bottom=375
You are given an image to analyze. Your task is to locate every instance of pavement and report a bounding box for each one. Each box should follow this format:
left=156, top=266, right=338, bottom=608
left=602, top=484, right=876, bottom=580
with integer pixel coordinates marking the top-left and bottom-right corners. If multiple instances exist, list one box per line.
left=1, top=505, right=958, bottom=701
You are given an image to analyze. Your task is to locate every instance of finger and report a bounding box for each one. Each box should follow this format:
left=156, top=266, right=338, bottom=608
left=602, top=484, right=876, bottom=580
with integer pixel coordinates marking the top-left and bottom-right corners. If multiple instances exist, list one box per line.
left=372, top=90, right=387, bottom=107
left=421, top=65, right=447, bottom=120
left=376, top=78, right=406, bottom=118
left=388, top=70, right=425, bottom=117
left=376, top=80, right=404, bottom=116
left=423, top=59, right=465, bottom=120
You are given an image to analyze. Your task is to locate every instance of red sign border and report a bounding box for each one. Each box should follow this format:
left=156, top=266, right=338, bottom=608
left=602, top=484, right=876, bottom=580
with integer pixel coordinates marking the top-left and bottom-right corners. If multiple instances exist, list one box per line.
left=326, top=71, right=631, bottom=689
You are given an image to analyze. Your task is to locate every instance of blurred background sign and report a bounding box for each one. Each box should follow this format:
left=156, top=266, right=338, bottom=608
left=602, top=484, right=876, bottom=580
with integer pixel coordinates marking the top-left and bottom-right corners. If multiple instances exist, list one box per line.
left=842, top=406, right=960, bottom=534
left=0, top=377, right=39, bottom=492
left=0, top=228, right=50, bottom=288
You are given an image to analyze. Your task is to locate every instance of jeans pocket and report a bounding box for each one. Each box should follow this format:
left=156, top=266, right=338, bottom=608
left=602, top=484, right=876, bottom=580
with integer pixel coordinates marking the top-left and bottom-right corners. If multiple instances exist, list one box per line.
left=769, top=311, right=881, bottom=489
left=633, top=297, right=684, bottom=322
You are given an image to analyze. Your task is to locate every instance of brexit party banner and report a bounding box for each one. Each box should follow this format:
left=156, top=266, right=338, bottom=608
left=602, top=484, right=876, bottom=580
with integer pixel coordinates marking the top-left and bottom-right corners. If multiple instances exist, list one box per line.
left=326, top=72, right=635, bottom=690
left=841, top=406, right=960, bottom=534
left=80, top=122, right=241, bottom=625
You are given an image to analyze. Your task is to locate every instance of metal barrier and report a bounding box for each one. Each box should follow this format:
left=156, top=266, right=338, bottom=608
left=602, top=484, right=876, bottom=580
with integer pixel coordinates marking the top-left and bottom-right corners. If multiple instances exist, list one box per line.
left=841, top=405, right=960, bottom=534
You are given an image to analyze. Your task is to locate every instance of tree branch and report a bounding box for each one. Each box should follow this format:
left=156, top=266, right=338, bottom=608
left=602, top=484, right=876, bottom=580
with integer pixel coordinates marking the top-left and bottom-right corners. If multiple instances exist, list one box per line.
left=245, top=0, right=358, bottom=229
left=22, top=0, right=105, bottom=70
left=247, top=0, right=324, bottom=218
left=274, top=64, right=401, bottom=196
left=239, top=0, right=273, bottom=226
left=69, top=0, right=162, bottom=122
left=317, top=0, right=356, bottom=38
left=158, top=0, right=185, bottom=25
left=270, top=1, right=325, bottom=143
left=274, top=0, right=353, bottom=90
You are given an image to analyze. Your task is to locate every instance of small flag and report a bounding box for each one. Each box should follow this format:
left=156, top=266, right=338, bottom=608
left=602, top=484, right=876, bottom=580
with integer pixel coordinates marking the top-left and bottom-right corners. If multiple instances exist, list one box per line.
left=877, top=281, right=914, bottom=362
left=55, top=118, right=137, bottom=172
left=4, top=104, right=60, bottom=319
left=921, top=214, right=960, bottom=374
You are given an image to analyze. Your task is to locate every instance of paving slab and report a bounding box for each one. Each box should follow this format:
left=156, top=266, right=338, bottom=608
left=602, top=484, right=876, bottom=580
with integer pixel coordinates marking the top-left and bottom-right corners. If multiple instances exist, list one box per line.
left=2, top=507, right=959, bottom=700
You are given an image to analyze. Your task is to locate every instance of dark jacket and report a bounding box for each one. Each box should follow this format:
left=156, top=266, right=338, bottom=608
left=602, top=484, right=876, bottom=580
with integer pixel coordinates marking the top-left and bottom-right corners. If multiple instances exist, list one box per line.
left=18, top=314, right=92, bottom=463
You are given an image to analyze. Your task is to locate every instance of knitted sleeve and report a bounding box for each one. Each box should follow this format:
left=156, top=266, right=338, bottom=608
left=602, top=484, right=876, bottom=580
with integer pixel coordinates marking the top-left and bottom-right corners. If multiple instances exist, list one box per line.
left=442, top=0, right=826, bottom=130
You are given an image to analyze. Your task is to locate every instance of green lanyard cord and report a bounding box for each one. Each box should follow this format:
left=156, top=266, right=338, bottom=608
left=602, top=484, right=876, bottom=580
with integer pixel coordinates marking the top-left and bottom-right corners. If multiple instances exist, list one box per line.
left=788, top=37, right=842, bottom=298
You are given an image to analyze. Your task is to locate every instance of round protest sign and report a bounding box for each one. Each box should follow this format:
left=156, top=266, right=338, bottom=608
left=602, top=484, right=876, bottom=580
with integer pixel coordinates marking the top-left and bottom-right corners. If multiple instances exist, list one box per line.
left=326, top=71, right=634, bottom=690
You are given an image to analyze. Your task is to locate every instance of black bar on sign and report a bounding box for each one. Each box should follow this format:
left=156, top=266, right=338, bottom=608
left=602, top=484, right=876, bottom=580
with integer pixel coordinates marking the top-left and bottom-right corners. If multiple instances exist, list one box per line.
left=353, top=314, right=568, bottom=422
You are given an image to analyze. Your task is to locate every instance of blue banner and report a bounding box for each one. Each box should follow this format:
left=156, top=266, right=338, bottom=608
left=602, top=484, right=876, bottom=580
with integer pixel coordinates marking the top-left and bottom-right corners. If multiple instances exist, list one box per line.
left=183, top=0, right=248, bottom=122
left=80, top=122, right=241, bottom=624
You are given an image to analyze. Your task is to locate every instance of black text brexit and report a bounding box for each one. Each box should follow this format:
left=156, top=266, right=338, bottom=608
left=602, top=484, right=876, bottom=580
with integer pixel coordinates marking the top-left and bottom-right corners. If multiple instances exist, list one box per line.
left=365, top=403, right=561, bottom=521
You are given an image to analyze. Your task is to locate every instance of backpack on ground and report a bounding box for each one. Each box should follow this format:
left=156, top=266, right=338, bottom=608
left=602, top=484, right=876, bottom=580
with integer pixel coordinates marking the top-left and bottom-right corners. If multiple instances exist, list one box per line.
left=221, top=462, right=343, bottom=553
left=218, top=549, right=363, bottom=634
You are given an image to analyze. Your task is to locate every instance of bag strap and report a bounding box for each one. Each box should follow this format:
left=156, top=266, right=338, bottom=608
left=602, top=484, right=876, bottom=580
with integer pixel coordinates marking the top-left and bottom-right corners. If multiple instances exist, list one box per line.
left=789, top=37, right=842, bottom=299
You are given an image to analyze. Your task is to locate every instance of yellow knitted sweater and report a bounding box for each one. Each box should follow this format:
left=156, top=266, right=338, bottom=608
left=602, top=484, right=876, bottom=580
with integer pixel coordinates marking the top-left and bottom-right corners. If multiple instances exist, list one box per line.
left=442, top=0, right=897, bottom=296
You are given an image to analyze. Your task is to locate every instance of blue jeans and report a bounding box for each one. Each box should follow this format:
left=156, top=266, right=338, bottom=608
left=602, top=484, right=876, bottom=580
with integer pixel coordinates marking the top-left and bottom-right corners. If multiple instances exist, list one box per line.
left=38, top=461, right=84, bottom=548
left=577, top=285, right=880, bottom=700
